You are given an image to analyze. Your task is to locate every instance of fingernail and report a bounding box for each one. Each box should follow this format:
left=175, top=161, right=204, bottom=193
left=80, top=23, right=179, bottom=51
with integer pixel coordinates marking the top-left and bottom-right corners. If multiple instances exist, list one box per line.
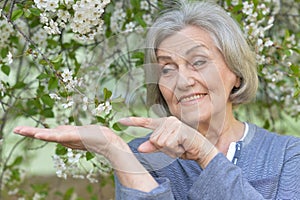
left=13, top=127, right=21, bottom=133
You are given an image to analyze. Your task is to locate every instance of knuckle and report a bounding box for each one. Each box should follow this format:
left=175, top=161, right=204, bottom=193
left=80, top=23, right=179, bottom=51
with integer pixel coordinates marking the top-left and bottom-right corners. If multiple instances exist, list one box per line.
left=167, top=116, right=177, bottom=122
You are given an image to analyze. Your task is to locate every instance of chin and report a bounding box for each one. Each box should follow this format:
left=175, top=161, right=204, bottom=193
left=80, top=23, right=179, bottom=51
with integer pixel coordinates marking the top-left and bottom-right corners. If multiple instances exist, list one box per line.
left=177, top=112, right=211, bottom=130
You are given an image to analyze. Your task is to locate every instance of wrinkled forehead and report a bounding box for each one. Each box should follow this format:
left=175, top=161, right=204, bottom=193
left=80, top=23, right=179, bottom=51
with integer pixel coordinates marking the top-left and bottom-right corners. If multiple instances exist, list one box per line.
left=155, top=26, right=216, bottom=58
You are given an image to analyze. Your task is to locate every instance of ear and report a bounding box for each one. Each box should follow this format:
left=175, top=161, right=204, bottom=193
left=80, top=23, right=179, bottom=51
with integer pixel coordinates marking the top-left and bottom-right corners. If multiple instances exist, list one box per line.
left=234, top=76, right=241, bottom=88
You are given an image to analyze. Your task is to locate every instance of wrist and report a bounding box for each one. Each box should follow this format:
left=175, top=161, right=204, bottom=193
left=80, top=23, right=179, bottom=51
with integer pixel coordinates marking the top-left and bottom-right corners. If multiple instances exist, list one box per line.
left=196, top=146, right=219, bottom=169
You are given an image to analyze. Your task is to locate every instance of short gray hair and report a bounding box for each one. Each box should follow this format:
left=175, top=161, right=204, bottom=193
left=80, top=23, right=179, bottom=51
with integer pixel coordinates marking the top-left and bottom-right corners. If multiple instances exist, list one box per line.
left=144, top=0, right=258, bottom=115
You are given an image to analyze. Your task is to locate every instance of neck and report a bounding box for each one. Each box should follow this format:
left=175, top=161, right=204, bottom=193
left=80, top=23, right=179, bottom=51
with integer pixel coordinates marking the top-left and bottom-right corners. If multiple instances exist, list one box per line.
left=198, top=105, right=245, bottom=155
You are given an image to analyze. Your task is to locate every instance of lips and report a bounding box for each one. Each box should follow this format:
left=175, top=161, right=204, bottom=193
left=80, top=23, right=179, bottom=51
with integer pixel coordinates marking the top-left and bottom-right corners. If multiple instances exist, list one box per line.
left=178, top=93, right=207, bottom=103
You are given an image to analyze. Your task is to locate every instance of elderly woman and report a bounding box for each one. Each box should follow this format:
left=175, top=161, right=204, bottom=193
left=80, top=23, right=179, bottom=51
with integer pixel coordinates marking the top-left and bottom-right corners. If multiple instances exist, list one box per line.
left=14, top=1, right=300, bottom=199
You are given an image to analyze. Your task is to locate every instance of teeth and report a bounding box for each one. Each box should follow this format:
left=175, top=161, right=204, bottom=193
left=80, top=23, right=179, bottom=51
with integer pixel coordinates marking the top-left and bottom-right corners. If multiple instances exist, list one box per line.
left=180, top=94, right=204, bottom=102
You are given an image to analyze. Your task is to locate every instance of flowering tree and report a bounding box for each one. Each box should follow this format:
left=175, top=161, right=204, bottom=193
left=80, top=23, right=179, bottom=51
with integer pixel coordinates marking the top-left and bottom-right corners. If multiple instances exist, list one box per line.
left=0, top=0, right=299, bottom=199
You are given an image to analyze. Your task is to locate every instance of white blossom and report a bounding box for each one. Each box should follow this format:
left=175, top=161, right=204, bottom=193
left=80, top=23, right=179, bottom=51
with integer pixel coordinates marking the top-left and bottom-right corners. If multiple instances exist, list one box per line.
left=143, top=14, right=152, bottom=26
left=32, top=193, right=45, bottom=200
left=82, top=96, right=89, bottom=111
left=57, top=10, right=71, bottom=22
left=140, top=1, right=149, bottom=10
left=0, top=82, right=5, bottom=96
left=124, top=22, right=136, bottom=33
left=92, top=101, right=112, bottom=116
left=6, top=51, right=13, bottom=64
left=86, top=169, right=98, bottom=183
left=8, top=188, right=19, bottom=195
left=62, top=100, right=74, bottom=108
left=49, top=93, right=61, bottom=100
left=61, top=69, right=73, bottom=83
left=52, top=155, right=67, bottom=179
left=67, top=148, right=82, bottom=164
left=46, top=0, right=59, bottom=12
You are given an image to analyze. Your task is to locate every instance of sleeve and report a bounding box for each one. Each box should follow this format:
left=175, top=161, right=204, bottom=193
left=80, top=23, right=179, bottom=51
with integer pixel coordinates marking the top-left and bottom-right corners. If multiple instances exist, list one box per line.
left=188, top=153, right=266, bottom=200
left=276, top=138, right=300, bottom=199
left=114, top=175, right=174, bottom=200
left=114, top=136, right=175, bottom=200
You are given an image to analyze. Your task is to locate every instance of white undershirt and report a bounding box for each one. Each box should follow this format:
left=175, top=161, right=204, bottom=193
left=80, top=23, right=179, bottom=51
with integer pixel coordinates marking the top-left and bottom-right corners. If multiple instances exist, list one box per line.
left=226, top=122, right=248, bottom=162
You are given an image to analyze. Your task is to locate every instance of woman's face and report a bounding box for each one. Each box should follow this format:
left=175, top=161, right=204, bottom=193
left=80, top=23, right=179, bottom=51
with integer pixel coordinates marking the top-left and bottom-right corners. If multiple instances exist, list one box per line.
left=156, top=26, right=240, bottom=132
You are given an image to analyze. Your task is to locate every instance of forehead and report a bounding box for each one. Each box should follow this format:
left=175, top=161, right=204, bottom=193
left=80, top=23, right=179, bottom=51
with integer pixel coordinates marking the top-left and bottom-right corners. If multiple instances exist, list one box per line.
left=156, top=26, right=215, bottom=57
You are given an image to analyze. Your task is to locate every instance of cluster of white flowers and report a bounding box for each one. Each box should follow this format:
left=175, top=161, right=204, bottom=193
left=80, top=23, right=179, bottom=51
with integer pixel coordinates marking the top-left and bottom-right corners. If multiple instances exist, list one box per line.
left=71, top=0, right=110, bottom=40
left=61, top=68, right=83, bottom=91
left=239, top=0, right=300, bottom=117
left=241, top=1, right=274, bottom=65
left=110, top=2, right=127, bottom=33
left=48, top=69, right=84, bottom=109
left=52, top=154, right=67, bottom=179
left=34, top=0, right=59, bottom=12
left=1, top=168, right=26, bottom=196
left=52, top=148, right=111, bottom=183
left=92, top=100, right=112, bottom=116
left=34, top=0, right=110, bottom=40
left=0, top=19, right=14, bottom=49
left=52, top=149, right=83, bottom=180
left=110, top=0, right=157, bottom=34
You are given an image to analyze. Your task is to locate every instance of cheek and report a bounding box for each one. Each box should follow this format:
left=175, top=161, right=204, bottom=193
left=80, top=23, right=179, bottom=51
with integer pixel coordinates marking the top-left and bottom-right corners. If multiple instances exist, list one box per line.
left=159, top=85, right=175, bottom=103
left=158, top=77, right=177, bottom=102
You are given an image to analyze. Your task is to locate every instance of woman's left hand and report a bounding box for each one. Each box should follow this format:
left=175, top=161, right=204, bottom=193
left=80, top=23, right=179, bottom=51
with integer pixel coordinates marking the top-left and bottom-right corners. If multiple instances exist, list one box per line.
left=118, top=116, right=219, bottom=168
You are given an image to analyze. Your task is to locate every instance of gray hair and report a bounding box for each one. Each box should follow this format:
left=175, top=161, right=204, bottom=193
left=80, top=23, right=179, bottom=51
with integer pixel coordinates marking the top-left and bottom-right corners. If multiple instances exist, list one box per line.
left=144, top=0, right=258, bottom=115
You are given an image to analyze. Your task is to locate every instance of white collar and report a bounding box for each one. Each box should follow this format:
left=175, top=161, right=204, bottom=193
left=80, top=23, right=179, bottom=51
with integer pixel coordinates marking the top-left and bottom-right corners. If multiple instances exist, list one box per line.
left=226, top=122, right=248, bottom=162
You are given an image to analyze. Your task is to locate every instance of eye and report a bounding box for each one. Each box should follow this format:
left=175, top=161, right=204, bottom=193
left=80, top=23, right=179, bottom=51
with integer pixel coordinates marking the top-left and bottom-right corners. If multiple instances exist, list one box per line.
left=192, top=60, right=206, bottom=68
left=160, top=64, right=176, bottom=76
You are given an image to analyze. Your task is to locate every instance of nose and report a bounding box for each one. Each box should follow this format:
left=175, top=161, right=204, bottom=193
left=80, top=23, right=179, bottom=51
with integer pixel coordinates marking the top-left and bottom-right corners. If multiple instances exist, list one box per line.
left=176, top=66, right=196, bottom=90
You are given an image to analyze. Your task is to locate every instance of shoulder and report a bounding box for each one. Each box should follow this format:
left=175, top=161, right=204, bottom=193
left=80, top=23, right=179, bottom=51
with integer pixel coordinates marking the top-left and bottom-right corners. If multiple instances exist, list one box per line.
left=247, top=123, right=300, bottom=159
left=248, top=123, right=300, bottom=144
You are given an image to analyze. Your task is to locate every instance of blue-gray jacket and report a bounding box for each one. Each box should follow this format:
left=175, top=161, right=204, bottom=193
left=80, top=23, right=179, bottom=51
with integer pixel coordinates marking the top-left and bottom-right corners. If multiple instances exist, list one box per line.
left=115, top=123, right=300, bottom=199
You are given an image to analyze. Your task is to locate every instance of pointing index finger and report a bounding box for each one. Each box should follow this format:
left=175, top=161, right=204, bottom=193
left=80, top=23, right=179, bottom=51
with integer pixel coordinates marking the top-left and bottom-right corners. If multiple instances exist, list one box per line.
left=118, top=117, right=162, bottom=130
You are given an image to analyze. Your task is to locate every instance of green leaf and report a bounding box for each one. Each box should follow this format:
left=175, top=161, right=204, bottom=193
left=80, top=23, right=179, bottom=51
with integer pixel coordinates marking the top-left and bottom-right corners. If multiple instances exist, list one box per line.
left=103, top=88, right=112, bottom=100
left=96, top=116, right=106, bottom=124
left=85, top=152, right=95, bottom=161
left=41, top=108, right=54, bottom=118
left=134, top=13, right=147, bottom=28
left=1, top=65, right=10, bottom=76
left=24, top=10, right=31, bottom=18
left=10, top=156, right=23, bottom=167
left=55, top=144, right=67, bottom=155
left=48, top=77, right=59, bottom=90
left=11, top=9, right=24, bottom=21
left=294, top=89, right=300, bottom=98
left=290, top=64, right=300, bottom=76
left=13, top=81, right=26, bottom=89
left=112, top=122, right=128, bottom=131
left=263, top=119, right=270, bottom=129
left=51, top=54, right=63, bottom=64
left=1, top=48, right=8, bottom=58
left=63, top=188, right=75, bottom=200
left=37, top=73, right=49, bottom=79
left=29, top=8, right=41, bottom=16
left=130, top=0, right=140, bottom=9
left=41, top=94, right=55, bottom=107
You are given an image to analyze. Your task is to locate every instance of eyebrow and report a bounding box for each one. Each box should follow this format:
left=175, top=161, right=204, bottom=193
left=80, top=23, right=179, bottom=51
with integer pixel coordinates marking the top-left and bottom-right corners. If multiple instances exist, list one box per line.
left=156, top=44, right=208, bottom=62
left=185, top=44, right=207, bottom=55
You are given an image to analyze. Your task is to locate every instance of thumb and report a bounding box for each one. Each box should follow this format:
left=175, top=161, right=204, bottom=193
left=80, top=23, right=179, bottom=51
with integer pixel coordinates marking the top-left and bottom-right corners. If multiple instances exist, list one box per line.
left=138, top=140, right=158, bottom=153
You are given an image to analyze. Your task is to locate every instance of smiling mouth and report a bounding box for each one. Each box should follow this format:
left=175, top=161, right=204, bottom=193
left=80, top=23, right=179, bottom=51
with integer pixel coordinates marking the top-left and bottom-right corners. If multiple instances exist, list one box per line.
left=179, top=93, right=207, bottom=103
